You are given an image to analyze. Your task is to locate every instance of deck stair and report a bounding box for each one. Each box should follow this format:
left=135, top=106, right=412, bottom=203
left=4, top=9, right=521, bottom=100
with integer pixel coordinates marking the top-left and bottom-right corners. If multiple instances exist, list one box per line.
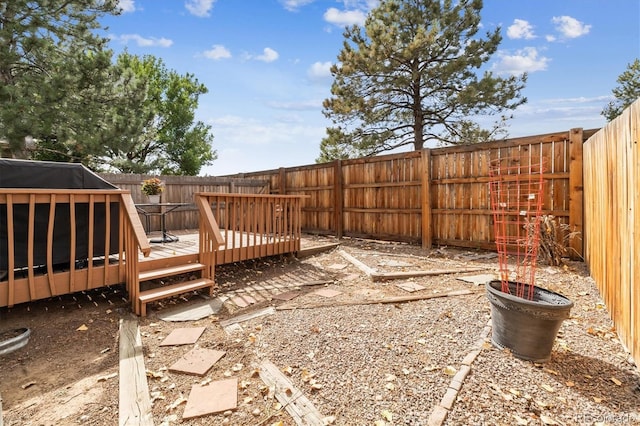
left=137, top=262, right=215, bottom=317
left=138, top=263, right=206, bottom=282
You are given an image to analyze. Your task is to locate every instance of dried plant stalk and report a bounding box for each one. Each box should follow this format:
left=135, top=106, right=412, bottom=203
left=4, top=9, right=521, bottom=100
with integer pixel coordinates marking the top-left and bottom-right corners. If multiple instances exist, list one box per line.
left=525, top=215, right=582, bottom=266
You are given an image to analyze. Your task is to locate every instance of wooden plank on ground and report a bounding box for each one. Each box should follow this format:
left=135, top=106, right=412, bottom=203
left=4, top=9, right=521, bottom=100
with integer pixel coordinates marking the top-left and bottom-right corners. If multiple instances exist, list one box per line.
left=226, top=280, right=332, bottom=295
left=338, top=250, right=377, bottom=276
left=119, top=317, right=153, bottom=426
left=219, top=307, right=276, bottom=328
left=370, top=267, right=488, bottom=282
left=296, top=242, right=340, bottom=258
left=277, top=288, right=482, bottom=311
left=258, top=360, right=324, bottom=426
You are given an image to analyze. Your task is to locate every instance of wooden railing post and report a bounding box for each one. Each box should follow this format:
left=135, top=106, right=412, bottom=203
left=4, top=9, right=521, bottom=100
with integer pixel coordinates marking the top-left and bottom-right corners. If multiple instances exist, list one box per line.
left=119, top=192, right=151, bottom=314
left=195, top=194, right=225, bottom=279
left=569, top=128, right=584, bottom=259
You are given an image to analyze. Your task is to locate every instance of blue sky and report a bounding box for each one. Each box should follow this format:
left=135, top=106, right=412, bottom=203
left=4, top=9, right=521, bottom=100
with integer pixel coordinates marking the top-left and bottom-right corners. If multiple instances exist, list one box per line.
left=103, top=0, right=640, bottom=176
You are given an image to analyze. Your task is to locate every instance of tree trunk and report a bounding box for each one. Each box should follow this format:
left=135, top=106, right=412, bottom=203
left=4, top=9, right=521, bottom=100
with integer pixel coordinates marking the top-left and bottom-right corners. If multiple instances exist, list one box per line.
left=412, top=62, right=424, bottom=150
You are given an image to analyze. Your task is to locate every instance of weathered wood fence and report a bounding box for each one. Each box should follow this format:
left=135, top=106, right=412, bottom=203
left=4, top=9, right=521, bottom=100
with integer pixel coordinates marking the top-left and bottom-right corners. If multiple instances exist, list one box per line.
left=226, top=128, right=596, bottom=258
left=99, top=174, right=270, bottom=233
left=583, top=99, right=639, bottom=367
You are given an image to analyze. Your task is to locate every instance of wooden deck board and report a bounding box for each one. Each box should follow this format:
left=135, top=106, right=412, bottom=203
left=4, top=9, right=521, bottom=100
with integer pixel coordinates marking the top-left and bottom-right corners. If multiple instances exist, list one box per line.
left=139, top=230, right=296, bottom=265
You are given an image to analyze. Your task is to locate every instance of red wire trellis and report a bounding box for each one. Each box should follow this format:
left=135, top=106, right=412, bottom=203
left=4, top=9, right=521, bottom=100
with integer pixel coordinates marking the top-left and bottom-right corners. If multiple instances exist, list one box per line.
left=489, top=157, right=545, bottom=300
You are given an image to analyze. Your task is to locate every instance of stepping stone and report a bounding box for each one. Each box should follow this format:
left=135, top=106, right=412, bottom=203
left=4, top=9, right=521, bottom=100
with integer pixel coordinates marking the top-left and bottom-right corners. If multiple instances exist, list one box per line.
left=158, top=298, right=223, bottom=322
left=271, top=290, right=301, bottom=301
left=457, top=274, right=496, bottom=286
left=159, top=327, right=206, bottom=346
left=313, top=288, right=342, bottom=298
left=169, top=347, right=226, bottom=376
left=231, top=295, right=257, bottom=308
left=396, top=282, right=426, bottom=292
left=183, top=378, right=238, bottom=419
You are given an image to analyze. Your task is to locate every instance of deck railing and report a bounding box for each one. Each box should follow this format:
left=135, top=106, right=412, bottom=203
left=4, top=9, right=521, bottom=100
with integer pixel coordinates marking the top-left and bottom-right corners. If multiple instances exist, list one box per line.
left=0, top=189, right=149, bottom=308
left=195, top=193, right=305, bottom=265
left=195, top=193, right=225, bottom=279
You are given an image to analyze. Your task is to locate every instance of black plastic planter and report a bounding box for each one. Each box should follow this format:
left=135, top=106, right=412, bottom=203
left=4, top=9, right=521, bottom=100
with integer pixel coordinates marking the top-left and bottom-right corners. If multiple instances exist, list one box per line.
left=486, top=280, right=573, bottom=363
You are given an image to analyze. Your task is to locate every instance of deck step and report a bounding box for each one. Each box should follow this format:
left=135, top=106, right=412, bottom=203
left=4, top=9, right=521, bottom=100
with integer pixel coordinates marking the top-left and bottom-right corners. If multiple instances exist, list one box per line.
left=138, top=278, right=215, bottom=317
left=139, top=263, right=206, bottom=282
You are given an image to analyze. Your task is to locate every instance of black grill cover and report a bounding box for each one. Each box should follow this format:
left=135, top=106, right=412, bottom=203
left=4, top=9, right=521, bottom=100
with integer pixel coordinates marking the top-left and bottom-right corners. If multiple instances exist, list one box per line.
left=0, top=159, right=120, bottom=271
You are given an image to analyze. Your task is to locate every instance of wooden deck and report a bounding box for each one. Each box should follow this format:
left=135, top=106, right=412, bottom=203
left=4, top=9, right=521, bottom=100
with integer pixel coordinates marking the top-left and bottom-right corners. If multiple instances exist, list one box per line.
left=140, top=230, right=338, bottom=267
left=139, top=228, right=299, bottom=270
left=1, top=191, right=307, bottom=310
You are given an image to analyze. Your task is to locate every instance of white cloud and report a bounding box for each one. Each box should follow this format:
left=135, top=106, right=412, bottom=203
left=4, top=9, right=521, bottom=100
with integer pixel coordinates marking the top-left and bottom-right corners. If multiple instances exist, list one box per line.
left=545, top=35, right=556, bottom=42
left=202, top=44, right=231, bottom=60
left=545, top=95, right=611, bottom=104
left=241, top=49, right=279, bottom=62
left=506, top=19, right=536, bottom=40
left=324, top=7, right=367, bottom=27
left=208, top=115, right=323, bottom=147
left=267, top=99, right=322, bottom=110
left=514, top=100, right=605, bottom=126
left=115, top=34, right=173, bottom=47
left=552, top=16, right=591, bottom=39
left=185, top=0, right=215, bottom=17
left=307, top=61, right=332, bottom=80
left=202, top=115, right=326, bottom=175
left=280, top=0, right=315, bottom=12
left=342, top=0, right=379, bottom=10
left=255, top=48, right=280, bottom=62
left=117, top=0, right=136, bottom=13
left=493, top=47, right=550, bottom=75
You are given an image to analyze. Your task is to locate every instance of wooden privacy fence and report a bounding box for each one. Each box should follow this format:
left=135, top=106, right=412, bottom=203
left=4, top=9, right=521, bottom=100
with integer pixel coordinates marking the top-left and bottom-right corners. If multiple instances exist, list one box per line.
left=583, top=99, right=639, bottom=367
left=228, top=128, right=597, bottom=257
left=100, top=174, right=270, bottom=233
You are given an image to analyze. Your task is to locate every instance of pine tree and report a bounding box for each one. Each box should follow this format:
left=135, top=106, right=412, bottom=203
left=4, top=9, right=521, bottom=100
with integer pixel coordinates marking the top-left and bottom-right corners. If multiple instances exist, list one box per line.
left=601, top=59, right=640, bottom=121
left=0, top=0, right=119, bottom=157
left=320, top=0, right=526, bottom=161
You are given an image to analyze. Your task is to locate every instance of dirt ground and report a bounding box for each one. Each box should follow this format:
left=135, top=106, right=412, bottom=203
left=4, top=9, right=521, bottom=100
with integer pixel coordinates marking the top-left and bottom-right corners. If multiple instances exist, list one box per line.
left=1, top=236, right=638, bottom=426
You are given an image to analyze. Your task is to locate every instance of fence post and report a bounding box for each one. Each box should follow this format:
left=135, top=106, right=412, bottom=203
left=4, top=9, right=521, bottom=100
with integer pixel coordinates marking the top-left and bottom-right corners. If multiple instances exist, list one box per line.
left=569, top=128, right=584, bottom=259
left=278, top=167, right=287, bottom=195
left=421, top=149, right=432, bottom=249
left=334, top=159, right=344, bottom=238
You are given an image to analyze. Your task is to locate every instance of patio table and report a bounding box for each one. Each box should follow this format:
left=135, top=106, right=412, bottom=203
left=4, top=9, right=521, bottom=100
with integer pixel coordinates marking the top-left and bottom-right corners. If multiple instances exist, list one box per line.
left=135, top=203, right=189, bottom=243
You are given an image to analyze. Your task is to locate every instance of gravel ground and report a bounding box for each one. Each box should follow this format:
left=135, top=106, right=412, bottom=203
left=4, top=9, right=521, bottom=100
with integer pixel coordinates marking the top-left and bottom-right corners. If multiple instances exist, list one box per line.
left=2, top=236, right=639, bottom=426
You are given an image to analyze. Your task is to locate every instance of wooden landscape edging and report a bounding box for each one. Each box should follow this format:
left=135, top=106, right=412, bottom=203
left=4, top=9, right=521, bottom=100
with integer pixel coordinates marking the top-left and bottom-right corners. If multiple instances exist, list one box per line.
left=258, top=360, right=325, bottom=425
left=338, top=249, right=488, bottom=281
left=370, top=267, right=489, bottom=282
left=276, top=288, right=483, bottom=311
left=119, top=317, right=153, bottom=426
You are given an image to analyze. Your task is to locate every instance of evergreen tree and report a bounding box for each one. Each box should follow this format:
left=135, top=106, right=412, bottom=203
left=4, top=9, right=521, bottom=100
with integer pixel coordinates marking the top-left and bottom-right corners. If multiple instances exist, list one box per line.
left=601, top=59, right=640, bottom=121
left=0, top=0, right=119, bottom=158
left=320, top=0, right=526, bottom=161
